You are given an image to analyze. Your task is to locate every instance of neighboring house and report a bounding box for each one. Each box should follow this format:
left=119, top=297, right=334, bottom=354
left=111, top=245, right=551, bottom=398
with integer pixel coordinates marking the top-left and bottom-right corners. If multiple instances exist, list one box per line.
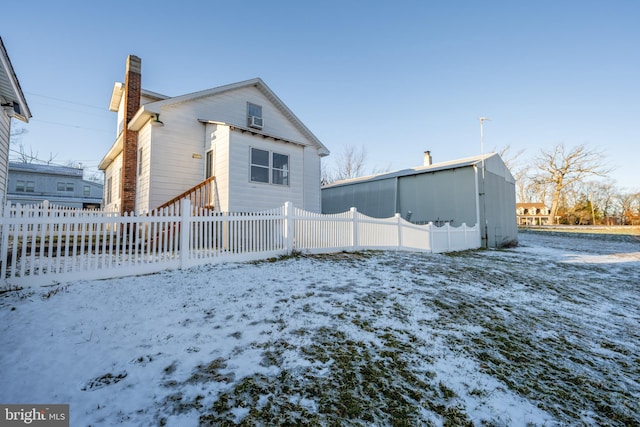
left=516, top=202, right=552, bottom=226
left=99, top=55, right=329, bottom=215
left=0, top=36, right=31, bottom=205
left=322, top=151, right=518, bottom=248
left=6, top=162, right=103, bottom=209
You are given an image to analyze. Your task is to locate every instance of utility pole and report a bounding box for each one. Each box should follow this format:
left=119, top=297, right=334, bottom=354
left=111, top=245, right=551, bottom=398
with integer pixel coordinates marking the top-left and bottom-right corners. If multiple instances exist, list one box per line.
left=479, top=117, right=490, bottom=247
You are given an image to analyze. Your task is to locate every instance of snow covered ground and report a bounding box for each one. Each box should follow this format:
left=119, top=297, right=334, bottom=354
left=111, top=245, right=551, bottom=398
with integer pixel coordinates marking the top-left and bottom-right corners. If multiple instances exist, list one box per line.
left=1, top=231, right=639, bottom=426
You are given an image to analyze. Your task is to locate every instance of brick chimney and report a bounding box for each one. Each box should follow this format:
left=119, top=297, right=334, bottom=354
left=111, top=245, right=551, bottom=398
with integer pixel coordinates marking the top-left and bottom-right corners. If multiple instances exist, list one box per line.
left=120, top=55, right=141, bottom=214
left=423, top=150, right=432, bottom=166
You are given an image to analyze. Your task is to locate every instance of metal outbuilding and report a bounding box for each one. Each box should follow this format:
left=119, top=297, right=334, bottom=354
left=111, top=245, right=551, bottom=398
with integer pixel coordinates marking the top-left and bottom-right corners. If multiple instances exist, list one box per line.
left=321, top=152, right=517, bottom=248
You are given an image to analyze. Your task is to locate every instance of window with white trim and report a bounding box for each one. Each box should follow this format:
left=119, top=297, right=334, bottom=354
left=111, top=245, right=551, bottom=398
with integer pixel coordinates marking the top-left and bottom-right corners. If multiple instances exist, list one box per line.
left=205, top=150, right=214, bottom=178
left=247, top=102, right=263, bottom=128
left=250, top=148, right=289, bottom=186
left=106, top=177, right=113, bottom=204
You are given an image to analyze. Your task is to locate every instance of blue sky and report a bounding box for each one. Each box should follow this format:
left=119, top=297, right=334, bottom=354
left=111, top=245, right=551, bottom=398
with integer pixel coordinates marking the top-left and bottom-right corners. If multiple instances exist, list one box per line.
left=2, top=1, right=638, bottom=191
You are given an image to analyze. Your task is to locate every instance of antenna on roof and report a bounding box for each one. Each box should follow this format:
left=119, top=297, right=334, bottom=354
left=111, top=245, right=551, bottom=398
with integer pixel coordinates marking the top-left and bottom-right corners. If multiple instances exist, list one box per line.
left=479, top=117, right=491, bottom=157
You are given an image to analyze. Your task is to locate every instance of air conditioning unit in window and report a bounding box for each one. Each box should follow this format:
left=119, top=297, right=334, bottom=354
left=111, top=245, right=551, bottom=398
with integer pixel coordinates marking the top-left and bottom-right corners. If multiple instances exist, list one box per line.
left=248, top=115, right=263, bottom=129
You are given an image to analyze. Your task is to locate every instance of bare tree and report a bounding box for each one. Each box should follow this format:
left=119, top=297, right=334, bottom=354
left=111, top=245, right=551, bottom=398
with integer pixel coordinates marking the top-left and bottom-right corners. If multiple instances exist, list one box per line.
left=325, top=144, right=368, bottom=183
left=9, top=125, right=28, bottom=142
left=617, top=192, right=640, bottom=225
left=496, top=145, right=536, bottom=203
left=14, top=142, right=38, bottom=163
left=9, top=126, right=33, bottom=162
left=497, top=144, right=525, bottom=172
left=514, top=163, right=553, bottom=204
left=586, top=181, right=618, bottom=225
left=532, top=143, right=610, bottom=224
left=85, top=171, right=105, bottom=184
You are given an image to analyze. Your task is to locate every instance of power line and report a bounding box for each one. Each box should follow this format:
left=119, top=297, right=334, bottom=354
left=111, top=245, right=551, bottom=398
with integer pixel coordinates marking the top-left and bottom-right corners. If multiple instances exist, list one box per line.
left=8, top=148, right=104, bottom=172
left=29, top=118, right=112, bottom=133
left=25, top=92, right=105, bottom=110
left=29, top=98, right=112, bottom=119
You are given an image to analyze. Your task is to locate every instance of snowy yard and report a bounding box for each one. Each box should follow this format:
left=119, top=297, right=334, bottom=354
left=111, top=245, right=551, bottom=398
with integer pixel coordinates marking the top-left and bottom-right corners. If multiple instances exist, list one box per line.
left=1, top=231, right=639, bottom=426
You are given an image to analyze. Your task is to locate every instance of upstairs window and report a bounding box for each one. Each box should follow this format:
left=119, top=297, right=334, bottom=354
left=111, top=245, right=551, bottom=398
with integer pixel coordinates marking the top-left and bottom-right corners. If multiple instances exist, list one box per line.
left=84, top=185, right=91, bottom=197
left=26, top=181, right=35, bottom=193
left=15, top=180, right=25, bottom=192
left=250, top=148, right=289, bottom=186
left=247, top=102, right=263, bottom=129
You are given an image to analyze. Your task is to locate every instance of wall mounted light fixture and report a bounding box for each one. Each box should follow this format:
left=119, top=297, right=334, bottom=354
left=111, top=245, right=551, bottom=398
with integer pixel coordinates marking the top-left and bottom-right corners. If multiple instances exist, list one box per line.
left=151, top=114, right=164, bottom=127
left=1, top=103, right=15, bottom=118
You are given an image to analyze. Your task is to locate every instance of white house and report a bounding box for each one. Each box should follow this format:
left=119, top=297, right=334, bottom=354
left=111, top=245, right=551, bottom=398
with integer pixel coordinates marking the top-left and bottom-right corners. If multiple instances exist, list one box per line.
left=0, top=36, right=31, bottom=205
left=516, top=202, right=553, bottom=226
left=99, top=55, right=329, bottom=215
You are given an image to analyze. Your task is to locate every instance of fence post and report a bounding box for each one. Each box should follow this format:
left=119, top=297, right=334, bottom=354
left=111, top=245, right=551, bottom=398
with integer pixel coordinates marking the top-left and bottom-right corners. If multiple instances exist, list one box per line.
left=396, top=213, right=403, bottom=250
left=428, top=222, right=434, bottom=253
left=463, top=223, right=468, bottom=249
left=446, top=223, right=451, bottom=252
left=283, top=202, right=294, bottom=254
left=351, top=207, right=358, bottom=251
left=0, top=203, right=9, bottom=279
left=179, top=199, right=191, bottom=269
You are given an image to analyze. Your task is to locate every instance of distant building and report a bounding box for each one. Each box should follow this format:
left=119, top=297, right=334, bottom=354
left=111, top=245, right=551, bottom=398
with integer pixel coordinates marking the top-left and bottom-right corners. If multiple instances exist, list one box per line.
left=516, top=202, right=552, bottom=225
left=322, top=152, right=517, bottom=248
left=0, top=37, right=32, bottom=204
left=7, top=162, right=103, bottom=209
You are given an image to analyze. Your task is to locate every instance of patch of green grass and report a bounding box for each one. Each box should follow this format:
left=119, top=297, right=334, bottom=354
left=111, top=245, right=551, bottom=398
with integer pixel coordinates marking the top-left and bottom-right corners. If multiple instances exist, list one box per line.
left=187, top=358, right=234, bottom=384
left=154, top=246, right=639, bottom=426
left=158, top=324, right=473, bottom=425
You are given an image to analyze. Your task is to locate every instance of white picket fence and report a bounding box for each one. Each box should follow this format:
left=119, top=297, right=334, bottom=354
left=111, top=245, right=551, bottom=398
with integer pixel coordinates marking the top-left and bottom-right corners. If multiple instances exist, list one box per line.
left=0, top=200, right=480, bottom=287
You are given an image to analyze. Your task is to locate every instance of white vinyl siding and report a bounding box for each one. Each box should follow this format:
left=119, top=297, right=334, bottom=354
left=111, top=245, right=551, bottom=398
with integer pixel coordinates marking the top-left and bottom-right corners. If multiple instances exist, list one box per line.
left=207, top=124, right=230, bottom=211
left=227, top=132, right=303, bottom=212
left=302, top=146, right=322, bottom=212
left=103, top=154, right=122, bottom=212
left=142, top=87, right=306, bottom=211
left=134, top=84, right=323, bottom=213
left=0, top=113, right=10, bottom=202
left=187, top=86, right=309, bottom=143
left=116, top=94, right=125, bottom=135
left=146, top=104, right=206, bottom=210
left=136, top=123, right=152, bottom=212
